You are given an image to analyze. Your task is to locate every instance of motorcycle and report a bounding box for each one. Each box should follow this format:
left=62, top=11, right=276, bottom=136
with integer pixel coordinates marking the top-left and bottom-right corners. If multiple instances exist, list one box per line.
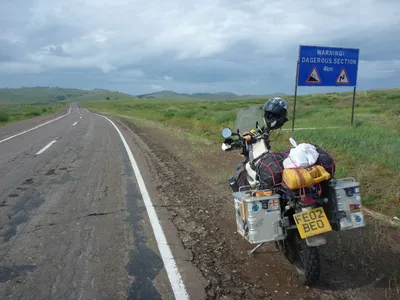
left=221, top=106, right=365, bottom=286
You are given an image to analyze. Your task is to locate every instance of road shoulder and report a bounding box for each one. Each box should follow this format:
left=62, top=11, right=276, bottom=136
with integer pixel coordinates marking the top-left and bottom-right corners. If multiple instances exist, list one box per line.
left=111, top=116, right=209, bottom=300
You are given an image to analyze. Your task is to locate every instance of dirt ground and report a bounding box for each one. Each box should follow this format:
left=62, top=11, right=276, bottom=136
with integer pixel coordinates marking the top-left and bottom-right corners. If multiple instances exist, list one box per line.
left=116, top=116, right=400, bottom=300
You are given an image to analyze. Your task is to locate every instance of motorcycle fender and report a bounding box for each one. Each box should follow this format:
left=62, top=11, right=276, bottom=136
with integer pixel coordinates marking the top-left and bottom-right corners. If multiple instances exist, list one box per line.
left=305, top=234, right=327, bottom=247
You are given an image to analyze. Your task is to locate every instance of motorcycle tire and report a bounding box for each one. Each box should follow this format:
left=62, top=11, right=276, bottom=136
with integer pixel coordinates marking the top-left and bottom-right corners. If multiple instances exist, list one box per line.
left=284, top=230, right=320, bottom=286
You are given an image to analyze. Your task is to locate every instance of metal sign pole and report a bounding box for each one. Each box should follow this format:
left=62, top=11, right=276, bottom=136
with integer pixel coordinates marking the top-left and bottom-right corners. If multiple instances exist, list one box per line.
left=351, top=86, right=356, bottom=125
left=292, top=61, right=299, bottom=132
left=292, top=45, right=301, bottom=132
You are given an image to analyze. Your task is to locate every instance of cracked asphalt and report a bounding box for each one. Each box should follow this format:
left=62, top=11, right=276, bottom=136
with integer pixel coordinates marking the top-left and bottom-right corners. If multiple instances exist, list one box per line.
left=0, top=105, right=204, bottom=300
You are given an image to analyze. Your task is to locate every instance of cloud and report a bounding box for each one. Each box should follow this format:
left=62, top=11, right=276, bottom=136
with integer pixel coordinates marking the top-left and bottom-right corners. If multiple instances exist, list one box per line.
left=0, top=62, right=42, bottom=74
left=359, top=59, right=400, bottom=79
left=1, top=0, right=399, bottom=94
left=120, top=69, right=145, bottom=78
left=150, top=84, right=163, bottom=90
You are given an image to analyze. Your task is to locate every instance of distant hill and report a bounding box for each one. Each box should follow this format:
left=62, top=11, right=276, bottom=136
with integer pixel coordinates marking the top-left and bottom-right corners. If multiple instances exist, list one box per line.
left=0, top=86, right=288, bottom=103
left=136, top=91, right=194, bottom=100
left=73, top=89, right=136, bottom=102
left=136, top=90, right=288, bottom=100
left=0, top=87, right=136, bottom=103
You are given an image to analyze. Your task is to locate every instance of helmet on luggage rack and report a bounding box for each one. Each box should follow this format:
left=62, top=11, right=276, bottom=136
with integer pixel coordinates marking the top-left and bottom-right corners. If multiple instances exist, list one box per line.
left=262, top=97, right=289, bottom=130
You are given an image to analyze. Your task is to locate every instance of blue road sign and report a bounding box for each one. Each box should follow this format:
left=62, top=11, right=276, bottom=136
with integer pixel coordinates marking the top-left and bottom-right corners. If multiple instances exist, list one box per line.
left=297, top=45, right=359, bottom=87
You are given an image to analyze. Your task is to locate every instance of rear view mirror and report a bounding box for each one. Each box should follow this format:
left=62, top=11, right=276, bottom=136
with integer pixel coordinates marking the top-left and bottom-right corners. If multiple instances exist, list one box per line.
left=221, top=127, right=232, bottom=138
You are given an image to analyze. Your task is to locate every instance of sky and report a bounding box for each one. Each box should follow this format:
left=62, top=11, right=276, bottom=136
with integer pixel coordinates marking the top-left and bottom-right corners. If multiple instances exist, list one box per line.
left=1, top=0, right=400, bottom=96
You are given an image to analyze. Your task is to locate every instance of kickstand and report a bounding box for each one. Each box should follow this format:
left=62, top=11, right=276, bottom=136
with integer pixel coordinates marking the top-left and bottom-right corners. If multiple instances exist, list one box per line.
left=249, top=243, right=264, bottom=255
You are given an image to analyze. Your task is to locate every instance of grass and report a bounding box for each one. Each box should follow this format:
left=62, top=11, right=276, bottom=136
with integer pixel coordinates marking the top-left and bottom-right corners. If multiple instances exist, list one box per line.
left=0, top=102, right=66, bottom=125
left=82, top=88, right=400, bottom=216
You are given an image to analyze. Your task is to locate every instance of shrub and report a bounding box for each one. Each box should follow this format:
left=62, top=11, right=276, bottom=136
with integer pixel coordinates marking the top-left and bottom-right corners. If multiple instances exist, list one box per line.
left=25, top=111, right=41, bottom=117
left=0, top=112, right=8, bottom=122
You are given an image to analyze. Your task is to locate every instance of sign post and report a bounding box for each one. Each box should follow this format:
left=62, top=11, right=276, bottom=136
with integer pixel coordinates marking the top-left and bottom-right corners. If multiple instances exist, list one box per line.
left=292, top=45, right=360, bottom=130
left=292, top=60, right=299, bottom=132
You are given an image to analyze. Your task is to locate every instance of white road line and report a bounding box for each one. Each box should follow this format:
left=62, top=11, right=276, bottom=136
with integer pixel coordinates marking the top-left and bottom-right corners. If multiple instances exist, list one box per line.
left=77, top=108, right=83, bottom=117
left=36, top=140, right=57, bottom=155
left=97, top=113, right=190, bottom=300
left=0, top=105, right=72, bottom=144
left=73, top=122, right=78, bottom=126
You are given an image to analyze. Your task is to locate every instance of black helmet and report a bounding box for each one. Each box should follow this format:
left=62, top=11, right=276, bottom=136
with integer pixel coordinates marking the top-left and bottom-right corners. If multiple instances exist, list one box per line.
left=262, top=97, right=289, bottom=129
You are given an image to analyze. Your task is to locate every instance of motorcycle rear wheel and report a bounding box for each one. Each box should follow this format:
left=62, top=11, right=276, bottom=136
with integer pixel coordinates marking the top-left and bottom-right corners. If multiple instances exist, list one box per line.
left=282, top=230, right=320, bottom=286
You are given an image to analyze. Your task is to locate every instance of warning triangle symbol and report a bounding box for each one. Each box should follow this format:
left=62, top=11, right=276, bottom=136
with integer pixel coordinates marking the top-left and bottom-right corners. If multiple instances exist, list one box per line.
left=306, top=67, right=321, bottom=84
left=336, top=68, right=349, bottom=84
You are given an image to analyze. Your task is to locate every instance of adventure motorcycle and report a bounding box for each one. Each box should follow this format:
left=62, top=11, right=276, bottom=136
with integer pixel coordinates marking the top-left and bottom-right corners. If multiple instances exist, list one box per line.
left=221, top=106, right=365, bottom=286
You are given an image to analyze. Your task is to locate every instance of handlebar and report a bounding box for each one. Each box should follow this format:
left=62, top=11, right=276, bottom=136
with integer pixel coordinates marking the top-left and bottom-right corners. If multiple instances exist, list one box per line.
left=222, top=127, right=271, bottom=153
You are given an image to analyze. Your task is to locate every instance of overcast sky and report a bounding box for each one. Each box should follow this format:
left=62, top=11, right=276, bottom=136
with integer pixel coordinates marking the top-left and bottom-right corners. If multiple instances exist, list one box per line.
left=1, top=0, right=399, bottom=95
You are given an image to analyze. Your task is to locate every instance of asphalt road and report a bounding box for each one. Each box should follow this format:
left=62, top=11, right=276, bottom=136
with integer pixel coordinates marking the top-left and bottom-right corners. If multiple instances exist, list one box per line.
left=0, top=104, right=202, bottom=300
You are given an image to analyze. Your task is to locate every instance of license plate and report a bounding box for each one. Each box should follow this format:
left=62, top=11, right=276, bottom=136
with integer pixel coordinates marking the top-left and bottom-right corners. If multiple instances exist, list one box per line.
left=293, top=207, right=332, bottom=239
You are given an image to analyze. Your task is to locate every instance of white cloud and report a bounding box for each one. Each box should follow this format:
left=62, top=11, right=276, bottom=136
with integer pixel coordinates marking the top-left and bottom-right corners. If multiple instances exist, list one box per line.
left=0, top=0, right=399, bottom=93
left=99, top=63, right=116, bottom=73
left=40, top=45, right=57, bottom=54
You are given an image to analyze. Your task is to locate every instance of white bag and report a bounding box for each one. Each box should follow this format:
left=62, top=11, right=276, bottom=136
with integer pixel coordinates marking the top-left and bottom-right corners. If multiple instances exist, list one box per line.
left=283, top=138, right=319, bottom=169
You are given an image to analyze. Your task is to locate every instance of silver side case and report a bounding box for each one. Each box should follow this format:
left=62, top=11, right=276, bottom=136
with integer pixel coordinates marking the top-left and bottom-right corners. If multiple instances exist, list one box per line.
left=326, top=177, right=366, bottom=231
left=233, top=191, right=286, bottom=244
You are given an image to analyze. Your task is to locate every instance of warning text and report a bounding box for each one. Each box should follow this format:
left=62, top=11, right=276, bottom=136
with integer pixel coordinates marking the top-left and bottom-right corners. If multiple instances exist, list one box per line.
left=316, top=49, right=345, bottom=56
left=301, top=57, right=357, bottom=65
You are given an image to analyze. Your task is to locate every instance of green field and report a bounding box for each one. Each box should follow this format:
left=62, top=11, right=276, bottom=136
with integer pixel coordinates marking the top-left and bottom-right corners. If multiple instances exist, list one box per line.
left=0, top=87, right=136, bottom=104
left=82, top=88, right=400, bottom=216
left=0, top=102, right=66, bottom=125
left=0, top=86, right=136, bottom=125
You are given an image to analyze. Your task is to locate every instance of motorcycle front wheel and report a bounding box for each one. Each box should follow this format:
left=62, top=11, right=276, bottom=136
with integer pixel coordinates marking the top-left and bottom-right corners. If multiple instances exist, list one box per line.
left=283, top=230, right=320, bottom=286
